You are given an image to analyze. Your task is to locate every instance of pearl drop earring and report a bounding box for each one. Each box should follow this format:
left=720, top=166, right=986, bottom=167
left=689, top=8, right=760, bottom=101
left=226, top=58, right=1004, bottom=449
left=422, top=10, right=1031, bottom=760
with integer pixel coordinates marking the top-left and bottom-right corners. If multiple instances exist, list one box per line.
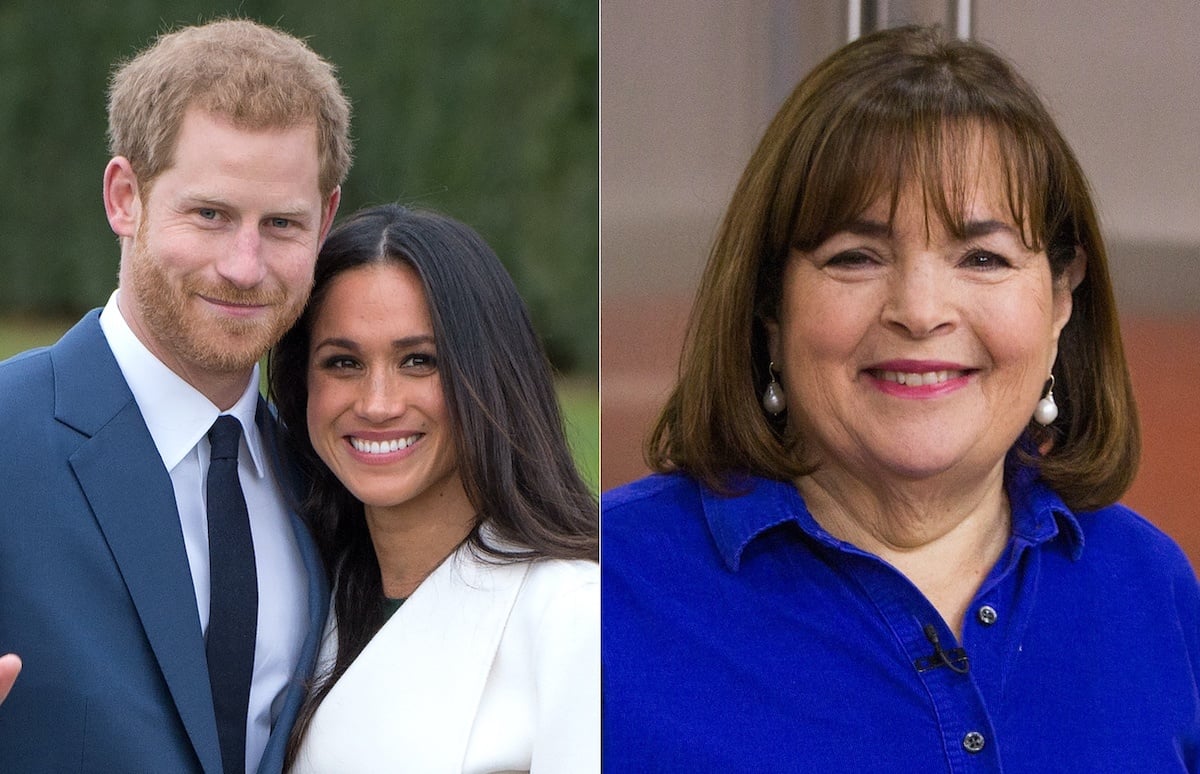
left=1034, top=375, right=1058, bottom=426
left=762, top=361, right=786, bottom=415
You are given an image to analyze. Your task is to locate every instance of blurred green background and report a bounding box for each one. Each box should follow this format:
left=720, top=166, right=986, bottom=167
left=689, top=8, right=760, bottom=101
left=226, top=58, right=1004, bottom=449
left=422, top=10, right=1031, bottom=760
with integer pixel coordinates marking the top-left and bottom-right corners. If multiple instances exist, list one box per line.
left=0, top=0, right=598, bottom=486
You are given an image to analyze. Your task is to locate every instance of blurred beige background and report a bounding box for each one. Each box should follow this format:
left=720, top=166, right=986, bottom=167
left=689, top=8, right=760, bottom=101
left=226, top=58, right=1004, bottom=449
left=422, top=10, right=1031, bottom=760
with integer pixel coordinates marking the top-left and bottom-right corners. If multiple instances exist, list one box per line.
left=601, top=1, right=1200, bottom=565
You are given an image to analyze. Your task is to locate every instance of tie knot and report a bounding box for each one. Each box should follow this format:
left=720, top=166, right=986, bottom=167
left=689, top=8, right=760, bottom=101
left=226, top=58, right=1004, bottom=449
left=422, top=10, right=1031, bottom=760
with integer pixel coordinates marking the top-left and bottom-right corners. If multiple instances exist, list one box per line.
left=208, top=415, right=243, bottom=461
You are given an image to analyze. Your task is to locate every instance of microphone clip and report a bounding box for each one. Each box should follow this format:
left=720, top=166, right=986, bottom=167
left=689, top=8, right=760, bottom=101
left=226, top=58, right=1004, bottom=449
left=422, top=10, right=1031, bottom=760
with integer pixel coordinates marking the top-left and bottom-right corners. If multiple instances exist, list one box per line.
left=915, top=623, right=970, bottom=674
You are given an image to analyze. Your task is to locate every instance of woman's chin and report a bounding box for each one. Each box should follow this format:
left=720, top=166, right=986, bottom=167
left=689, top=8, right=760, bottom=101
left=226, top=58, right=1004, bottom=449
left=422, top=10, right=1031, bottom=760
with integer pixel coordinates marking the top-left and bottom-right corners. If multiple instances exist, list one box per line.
left=846, top=438, right=987, bottom=485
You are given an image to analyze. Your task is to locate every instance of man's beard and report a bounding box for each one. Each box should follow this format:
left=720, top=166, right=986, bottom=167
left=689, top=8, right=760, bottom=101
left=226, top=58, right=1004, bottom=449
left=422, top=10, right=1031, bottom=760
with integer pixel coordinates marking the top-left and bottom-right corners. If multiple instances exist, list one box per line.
left=127, top=228, right=311, bottom=375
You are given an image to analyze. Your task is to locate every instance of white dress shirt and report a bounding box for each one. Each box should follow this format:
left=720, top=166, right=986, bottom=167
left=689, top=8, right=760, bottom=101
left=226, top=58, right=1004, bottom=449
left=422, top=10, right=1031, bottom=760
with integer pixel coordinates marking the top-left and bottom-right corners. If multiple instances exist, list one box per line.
left=100, top=291, right=308, bottom=773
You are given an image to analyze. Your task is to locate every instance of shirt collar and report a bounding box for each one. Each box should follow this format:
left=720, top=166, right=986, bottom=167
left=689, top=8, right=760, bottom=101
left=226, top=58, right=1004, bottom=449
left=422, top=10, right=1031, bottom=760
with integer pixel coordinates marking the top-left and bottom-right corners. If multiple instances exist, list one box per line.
left=1005, top=458, right=1085, bottom=559
left=701, top=476, right=823, bottom=571
left=98, top=290, right=269, bottom=477
left=701, top=466, right=1084, bottom=573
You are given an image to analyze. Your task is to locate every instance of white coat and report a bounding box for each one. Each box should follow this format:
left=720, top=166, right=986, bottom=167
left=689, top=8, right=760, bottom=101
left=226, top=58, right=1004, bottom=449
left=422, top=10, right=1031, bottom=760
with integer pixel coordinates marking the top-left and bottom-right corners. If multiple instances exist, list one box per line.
left=290, top=547, right=599, bottom=773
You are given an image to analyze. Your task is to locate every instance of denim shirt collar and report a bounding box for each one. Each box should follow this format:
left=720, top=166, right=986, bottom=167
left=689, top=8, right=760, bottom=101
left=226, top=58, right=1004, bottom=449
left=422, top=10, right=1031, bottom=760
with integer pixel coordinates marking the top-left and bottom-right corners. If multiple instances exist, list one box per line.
left=701, top=466, right=1084, bottom=572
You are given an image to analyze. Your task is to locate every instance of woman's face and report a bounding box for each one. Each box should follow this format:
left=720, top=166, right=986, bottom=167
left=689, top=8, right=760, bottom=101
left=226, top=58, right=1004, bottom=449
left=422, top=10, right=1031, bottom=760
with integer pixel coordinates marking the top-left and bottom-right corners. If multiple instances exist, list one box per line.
left=306, top=262, right=462, bottom=514
left=766, top=148, right=1080, bottom=487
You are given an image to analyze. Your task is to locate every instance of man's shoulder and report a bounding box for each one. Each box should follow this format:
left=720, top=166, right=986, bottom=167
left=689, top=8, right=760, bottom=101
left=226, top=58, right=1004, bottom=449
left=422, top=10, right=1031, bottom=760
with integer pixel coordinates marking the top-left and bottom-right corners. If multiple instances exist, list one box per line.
left=0, top=311, right=112, bottom=417
left=0, top=341, right=53, bottom=376
left=0, top=312, right=103, bottom=375
left=0, top=344, right=55, bottom=413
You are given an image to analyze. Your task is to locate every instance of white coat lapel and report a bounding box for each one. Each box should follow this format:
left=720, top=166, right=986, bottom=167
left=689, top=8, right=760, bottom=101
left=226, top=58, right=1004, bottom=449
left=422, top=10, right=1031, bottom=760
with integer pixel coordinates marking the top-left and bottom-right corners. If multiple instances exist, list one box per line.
left=303, top=550, right=529, bottom=772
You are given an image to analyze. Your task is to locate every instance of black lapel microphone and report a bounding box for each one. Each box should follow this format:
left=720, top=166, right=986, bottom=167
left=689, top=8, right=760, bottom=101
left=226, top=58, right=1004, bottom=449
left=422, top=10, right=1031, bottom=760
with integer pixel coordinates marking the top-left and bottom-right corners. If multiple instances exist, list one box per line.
left=914, top=623, right=970, bottom=674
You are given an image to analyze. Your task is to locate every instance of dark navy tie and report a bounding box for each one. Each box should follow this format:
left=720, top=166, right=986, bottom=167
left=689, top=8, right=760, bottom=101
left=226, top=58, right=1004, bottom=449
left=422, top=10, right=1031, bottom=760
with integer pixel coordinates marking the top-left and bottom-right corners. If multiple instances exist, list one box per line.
left=206, top=415, right=258, bottom=774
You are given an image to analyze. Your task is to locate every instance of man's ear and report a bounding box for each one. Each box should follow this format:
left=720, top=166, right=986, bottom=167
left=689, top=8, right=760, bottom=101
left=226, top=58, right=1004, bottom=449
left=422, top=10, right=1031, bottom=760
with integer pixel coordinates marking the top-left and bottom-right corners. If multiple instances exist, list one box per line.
left=318, top=185, right=342, bottom=245
left=103, top=157, right=141, bottom=238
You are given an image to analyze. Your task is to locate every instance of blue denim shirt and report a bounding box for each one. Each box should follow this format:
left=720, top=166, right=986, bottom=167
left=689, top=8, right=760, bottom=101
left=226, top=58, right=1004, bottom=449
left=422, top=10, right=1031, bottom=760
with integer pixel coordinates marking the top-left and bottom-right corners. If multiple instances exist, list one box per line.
left=602, top=470, right=1200, bottom=772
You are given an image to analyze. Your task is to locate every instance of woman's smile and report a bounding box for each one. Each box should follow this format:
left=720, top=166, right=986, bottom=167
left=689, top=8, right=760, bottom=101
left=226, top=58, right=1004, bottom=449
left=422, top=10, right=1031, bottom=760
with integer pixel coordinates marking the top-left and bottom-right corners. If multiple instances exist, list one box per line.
left=864, top=360, right=977, bottom=398
left=347, top=432, right=425, bottom=458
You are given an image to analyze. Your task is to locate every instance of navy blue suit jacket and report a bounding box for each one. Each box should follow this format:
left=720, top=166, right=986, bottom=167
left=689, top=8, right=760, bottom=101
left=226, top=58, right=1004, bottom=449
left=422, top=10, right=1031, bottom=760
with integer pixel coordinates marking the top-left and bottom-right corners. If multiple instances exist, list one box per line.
left=0, top=310, right=329, bottom=773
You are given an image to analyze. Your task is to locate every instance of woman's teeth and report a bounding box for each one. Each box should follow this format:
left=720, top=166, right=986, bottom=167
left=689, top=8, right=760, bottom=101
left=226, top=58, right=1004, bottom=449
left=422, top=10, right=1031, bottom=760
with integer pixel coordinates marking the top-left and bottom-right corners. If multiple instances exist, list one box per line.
left=350, top=435, right=420, bottom=454
left=878, top=370, right=961, bottom=386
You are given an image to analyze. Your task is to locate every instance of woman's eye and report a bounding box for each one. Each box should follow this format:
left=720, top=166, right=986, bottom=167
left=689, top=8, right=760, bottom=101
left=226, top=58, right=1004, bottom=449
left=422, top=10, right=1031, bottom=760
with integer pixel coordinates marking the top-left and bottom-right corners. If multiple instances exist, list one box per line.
left=824, top=250, right=877, bottom=268
left=401, top=353, right=437, bottom=371
left=961, top=250, right=1012, bottom=270
left=320, top=355, right=359, bottom=371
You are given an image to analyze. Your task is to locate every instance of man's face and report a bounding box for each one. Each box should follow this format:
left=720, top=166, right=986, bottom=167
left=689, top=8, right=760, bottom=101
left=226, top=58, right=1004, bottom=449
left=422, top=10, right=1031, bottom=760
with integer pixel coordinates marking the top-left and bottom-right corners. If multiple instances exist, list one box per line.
left=119, top=107, right=334, bottom=381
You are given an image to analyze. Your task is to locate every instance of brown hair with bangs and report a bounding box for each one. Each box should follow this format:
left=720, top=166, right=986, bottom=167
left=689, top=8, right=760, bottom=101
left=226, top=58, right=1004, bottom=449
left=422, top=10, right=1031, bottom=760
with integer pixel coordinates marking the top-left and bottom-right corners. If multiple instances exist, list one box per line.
left=107, top=18, right=352, bottom=197
left=646, top=25, right=1139, bottom=511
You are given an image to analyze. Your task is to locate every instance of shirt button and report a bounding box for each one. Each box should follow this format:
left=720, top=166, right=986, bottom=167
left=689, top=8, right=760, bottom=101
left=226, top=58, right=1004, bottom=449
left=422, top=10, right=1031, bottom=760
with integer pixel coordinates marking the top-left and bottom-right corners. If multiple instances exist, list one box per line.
left=963, top=731, right=986, bottom=753
left=977, top=605, right=998, bottom=625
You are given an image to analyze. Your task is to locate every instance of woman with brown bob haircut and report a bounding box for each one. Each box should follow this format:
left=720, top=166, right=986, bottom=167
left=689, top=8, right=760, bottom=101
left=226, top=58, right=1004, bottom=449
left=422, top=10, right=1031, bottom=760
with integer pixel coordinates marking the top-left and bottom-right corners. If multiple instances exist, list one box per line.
left=603, top=26, right=1200, bottom=772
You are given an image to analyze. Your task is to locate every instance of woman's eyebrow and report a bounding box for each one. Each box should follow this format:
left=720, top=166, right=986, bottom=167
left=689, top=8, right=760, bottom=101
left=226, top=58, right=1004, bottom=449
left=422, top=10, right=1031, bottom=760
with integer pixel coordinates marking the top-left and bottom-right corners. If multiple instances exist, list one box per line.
left=961, top=219, right=1020, bottom=239
left=839, top=218, right=1020, bottom=240
left=841, top=218, right=890, bottom=238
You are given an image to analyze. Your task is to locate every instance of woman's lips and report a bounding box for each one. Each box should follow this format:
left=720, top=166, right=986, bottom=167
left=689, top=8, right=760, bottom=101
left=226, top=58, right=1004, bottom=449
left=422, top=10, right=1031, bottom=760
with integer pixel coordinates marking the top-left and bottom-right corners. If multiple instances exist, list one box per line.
left=864, top=362, right=975, bottom=397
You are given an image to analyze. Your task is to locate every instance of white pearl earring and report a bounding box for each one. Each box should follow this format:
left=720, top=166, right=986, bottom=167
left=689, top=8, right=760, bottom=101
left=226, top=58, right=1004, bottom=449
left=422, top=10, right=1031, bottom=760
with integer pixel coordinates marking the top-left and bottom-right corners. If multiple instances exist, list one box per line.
left=1034, top=375, right=1058, bottom=426
left=762, top=361, right=786, bottom=415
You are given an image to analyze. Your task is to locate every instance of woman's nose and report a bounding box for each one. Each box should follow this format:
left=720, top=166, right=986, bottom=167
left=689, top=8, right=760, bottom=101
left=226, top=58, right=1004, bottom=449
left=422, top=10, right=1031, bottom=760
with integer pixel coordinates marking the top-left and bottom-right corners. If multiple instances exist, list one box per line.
left=355, top=372, right=404, bottom=422
left=879, top=261, right=957, bottom=338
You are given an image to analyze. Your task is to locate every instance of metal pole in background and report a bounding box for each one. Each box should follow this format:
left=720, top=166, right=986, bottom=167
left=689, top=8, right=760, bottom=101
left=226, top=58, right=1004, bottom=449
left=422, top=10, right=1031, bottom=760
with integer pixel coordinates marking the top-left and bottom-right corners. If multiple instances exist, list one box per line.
left=847, top=0, right=862, bottom=41
left=952, top=0, right=973, bottom=39
left=847, top=0, right=972, bottom=41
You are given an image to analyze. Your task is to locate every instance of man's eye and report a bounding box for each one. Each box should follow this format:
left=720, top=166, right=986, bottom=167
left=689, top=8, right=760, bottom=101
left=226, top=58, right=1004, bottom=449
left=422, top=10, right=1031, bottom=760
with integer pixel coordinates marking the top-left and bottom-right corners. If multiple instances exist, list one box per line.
left=198, top=208, right=218, bottom=220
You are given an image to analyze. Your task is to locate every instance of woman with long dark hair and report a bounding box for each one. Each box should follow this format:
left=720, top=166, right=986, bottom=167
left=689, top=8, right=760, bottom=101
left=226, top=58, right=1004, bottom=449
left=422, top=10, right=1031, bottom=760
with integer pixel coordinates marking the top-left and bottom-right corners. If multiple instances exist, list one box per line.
left=271, top=204, right=598, bottom=772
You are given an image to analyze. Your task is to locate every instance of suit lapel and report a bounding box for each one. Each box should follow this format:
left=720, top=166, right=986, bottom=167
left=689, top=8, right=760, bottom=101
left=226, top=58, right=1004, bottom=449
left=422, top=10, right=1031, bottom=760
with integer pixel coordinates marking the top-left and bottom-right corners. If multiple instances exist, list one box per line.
left=54, top=313, right=223, bottom=774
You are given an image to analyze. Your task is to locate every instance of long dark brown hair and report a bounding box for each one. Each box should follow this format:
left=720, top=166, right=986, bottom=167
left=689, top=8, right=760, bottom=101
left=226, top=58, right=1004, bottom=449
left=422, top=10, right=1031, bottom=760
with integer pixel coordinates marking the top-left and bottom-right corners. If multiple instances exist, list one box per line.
left=270, top=204, right=597, bottom=765
left=647, top=25, right=1138, bottom=510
